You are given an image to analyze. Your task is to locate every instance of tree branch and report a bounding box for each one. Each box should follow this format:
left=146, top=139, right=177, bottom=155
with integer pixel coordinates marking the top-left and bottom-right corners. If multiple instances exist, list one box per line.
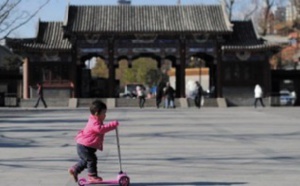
left=0, top=0, right=21, bottom=25
left=244, top=0, right=259, bottom=20
left=0, top=0, right=50, bottom=40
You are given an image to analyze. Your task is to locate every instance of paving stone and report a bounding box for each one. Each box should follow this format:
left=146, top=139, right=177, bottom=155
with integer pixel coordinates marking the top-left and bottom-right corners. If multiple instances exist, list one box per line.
left=0, top=107, right=300, bottom=186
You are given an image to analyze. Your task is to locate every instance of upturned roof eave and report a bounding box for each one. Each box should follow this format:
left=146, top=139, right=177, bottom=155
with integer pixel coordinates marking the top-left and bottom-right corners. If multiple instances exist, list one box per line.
left=221, top=44, right=280, bottom=52
left=11, top=46, right=72, bottom=52
left=6, top=43, right=72, bottom=52
left=69, top=30, right=233, bottom=35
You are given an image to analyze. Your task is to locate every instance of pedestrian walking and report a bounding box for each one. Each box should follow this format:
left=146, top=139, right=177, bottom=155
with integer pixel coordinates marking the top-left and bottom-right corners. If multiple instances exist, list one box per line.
left=164, top=82, right=176, bottom=108
left=34, top=82, right=47, bottom=108
left=194, top=81, right=203, bottom=108
left=156, top=81, right=165, bottom=108
left=254, top=84, right=265, bottom=108
left=136, top=85, right=146, bottom=108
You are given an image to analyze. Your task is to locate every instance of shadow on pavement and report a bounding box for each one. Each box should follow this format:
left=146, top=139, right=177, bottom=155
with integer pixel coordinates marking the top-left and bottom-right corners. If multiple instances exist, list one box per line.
left=65, top=181, right=247, bottom=186
left=129, top=181, right=247, bottom=185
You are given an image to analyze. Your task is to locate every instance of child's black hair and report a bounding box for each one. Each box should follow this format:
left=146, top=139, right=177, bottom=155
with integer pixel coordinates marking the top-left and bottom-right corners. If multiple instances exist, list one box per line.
left=90, top=100, right=107, bottom=115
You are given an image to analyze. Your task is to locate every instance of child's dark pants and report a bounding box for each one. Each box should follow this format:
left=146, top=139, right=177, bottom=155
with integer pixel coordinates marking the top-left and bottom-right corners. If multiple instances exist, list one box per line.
left=75, top=144, right=98, bottom=176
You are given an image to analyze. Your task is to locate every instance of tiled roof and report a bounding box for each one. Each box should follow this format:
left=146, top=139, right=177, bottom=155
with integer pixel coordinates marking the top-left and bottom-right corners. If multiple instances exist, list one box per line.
left=222, top=20, right=279, bottom=51
left=6, top=19, right=278, bottom=54
left=64, top=5, right=233, bottom=33
left=222, top=44, right=279, bottom=51
left=6, top=22, right=71, bottom=51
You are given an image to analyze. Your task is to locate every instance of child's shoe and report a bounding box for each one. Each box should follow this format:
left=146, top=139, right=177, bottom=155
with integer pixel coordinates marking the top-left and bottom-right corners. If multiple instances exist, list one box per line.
left=88, top=175, right=103, bottom=183
left=68, top=167, right=78, bottom=183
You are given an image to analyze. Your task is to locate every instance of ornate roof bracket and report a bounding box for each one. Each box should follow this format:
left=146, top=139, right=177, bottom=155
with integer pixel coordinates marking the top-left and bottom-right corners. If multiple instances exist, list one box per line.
left=84, top=34, right=101, bottom=44
left=133, top=34, right=157, bottom=43
left=193, top=33, right=210, bottom=43
left=236, top=51, right=251, bottom=61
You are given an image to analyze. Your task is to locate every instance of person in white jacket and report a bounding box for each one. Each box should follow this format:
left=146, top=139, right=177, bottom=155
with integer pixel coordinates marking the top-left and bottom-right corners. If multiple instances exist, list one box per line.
left=136, top=86, right=146, bottom=108
left=254, top=84, right=265, bottom=108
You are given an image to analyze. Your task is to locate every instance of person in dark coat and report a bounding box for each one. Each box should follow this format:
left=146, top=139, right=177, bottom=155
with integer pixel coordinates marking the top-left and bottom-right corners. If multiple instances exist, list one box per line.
left=164, top=82, right=176, bottom=108
left=34, top=82, right=47, bottom=108
left=194, top=81, right=203, bottom=108
left=156, top=81, right=165, bottom=108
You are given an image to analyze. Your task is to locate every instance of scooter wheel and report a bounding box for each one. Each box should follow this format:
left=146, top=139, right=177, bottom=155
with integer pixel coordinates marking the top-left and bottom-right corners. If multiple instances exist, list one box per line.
left=119, top=176, right=130, bottom=186
left=78, top=178, right=87, bottom=186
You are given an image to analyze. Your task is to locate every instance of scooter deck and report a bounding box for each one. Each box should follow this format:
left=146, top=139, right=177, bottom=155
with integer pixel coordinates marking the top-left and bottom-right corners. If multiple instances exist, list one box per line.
left=78, top=174, right=129, bottom=186
left=78, top=178, right=118, bottom=185
left=81, top=180, right=118, bottom=185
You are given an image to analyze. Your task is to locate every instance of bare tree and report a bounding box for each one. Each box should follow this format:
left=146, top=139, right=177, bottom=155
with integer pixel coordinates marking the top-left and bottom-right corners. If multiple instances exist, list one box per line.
left=290, top=0, right=300, bottom=15
left=243, top=0, right=260, bottom=20
left=221, top=0, right=236, bottom=20
left=262, top=0, right=276, bottom=35
left=220, top=0, right=260, bottom=21
left=253, top=0, right=278, bottom=35
left=0, top=0, right=50, bottom=40
left=290, top=0, right=300, bottom=27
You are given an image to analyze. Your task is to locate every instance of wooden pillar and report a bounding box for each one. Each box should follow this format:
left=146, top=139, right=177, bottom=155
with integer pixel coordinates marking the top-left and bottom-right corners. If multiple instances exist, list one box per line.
left=108, top=38, right=116, bottom=98
left=179, top=35, right=186, bottom=98
left=23, top=57, right=29, bottom=99
left=216, top=41, right=223, bottom=97
left=71, top=50, right=78, bottom=98
left=175, top=63, right=181, bottom=98
left=264, top=55, right=271, bottom=96
left=157, top=58, right=161, bottom=69
left=70, top=35, right=78, bottom=98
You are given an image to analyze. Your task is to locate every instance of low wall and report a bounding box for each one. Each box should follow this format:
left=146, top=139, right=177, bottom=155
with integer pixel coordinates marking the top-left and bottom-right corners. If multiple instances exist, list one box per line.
left=30, top=87, right=72, bottom=98
left=225, top=97, right=270, bottom=107
left=18, top=97, right=288, bottom=108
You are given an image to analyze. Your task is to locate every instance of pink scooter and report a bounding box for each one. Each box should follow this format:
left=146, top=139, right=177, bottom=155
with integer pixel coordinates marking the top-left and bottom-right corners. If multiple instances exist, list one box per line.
left=78, top=127, right=130, bottom=186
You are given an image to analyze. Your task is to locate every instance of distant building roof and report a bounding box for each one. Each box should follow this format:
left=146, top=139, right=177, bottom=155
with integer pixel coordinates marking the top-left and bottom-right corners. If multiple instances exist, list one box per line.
left=0, top=45, right=22, bottom=75
left=0, top=45, right=13, bottom=68
left=262, top=35, right=289, bottom=45
left=0, top=45, right=12, bottom=56
left=63, top=5, right=233, bottom=33
left=6, top=22, right=71, bottom=51
left=222, top=20, right=279, bottom=51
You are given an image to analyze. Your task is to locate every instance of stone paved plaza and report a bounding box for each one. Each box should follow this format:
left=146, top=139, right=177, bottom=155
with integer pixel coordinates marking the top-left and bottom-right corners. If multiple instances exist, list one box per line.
left=1, top=107, right=300, bottom=186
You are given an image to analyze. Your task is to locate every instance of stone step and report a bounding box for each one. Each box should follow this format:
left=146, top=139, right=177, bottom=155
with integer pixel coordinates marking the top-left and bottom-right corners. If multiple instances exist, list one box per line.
left=19, top=98, right=220, bottom=108
left=116, top=98, right=157, bottom=107
left=116, top=98, right=183, bottom=108
left=20, top=98, right=69, bottom=108
left=77, top=98, right=107, bottom=107
left=187, top=97, right=219, bottom=107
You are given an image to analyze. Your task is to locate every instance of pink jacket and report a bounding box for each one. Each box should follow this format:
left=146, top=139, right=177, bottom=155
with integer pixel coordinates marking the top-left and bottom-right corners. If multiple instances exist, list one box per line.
left=76, top=115, right=119, bottom=150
